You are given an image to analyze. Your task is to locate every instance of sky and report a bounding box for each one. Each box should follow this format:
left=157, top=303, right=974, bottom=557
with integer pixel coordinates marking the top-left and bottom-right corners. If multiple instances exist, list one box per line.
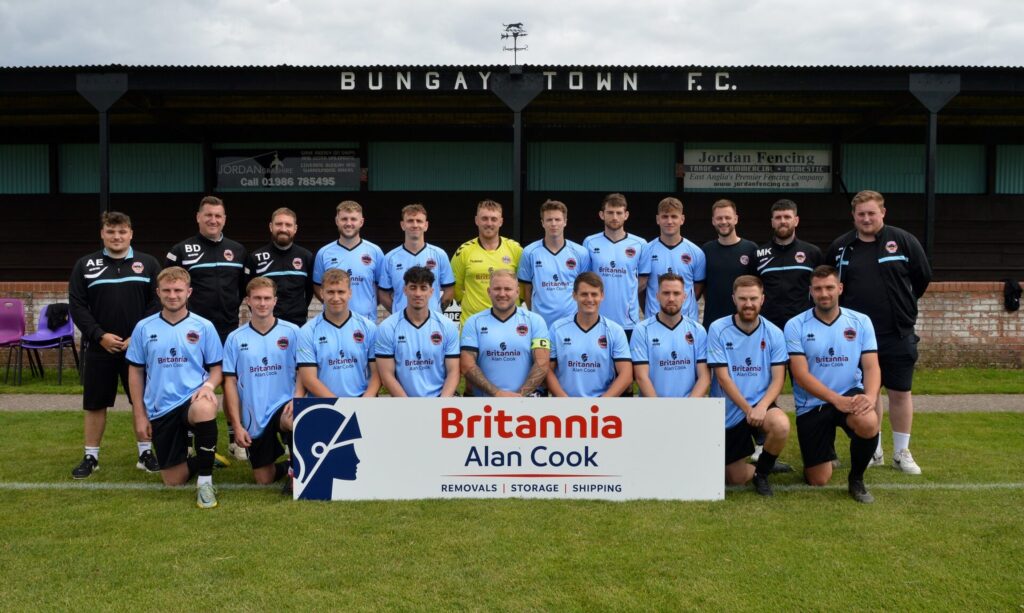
left=1, top=0, right=1022, bottom=67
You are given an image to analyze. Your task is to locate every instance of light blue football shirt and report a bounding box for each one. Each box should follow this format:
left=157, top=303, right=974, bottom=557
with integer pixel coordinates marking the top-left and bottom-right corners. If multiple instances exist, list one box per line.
left=125, top=311, right=223, bottom=419
left=549, top=315, right=631, bottom=397
left=375, top=309, right=460, bottom=397
left=461, top=307, right=550, bottom=396
left=223, top=319, right=300, bottom=437
left=379, top=243, right=455, bottom=313
left=638, top=237, right=706, bottom=321
left=707, top=315, right=789, bottom=428
left=296, top=312, right=378, bottom=398
left=582, top=232, right=646, bottom=331
left=517, top=239, right=591, bottom=326
left=312, top=239, right=386, bottom=321
left=630, top=314, right=707, bottom=397
left=785, top=307, right=878, bottom=416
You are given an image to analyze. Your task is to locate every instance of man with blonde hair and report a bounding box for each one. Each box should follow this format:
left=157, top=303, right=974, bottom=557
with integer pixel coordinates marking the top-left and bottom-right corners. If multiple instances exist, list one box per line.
left=639, top=197, right=705, bottom=321
left=313, top=200, right=386, bottom=321
left=451, top=199, right=523, bottom=326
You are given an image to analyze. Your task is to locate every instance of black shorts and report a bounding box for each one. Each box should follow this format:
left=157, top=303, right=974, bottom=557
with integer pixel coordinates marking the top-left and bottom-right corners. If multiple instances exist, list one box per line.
left=725, top=420, right=756, bottom=464
left=877, top=333, right=919, bottom=392
left=724, top=402, right=780, bottom=464
left=796, top=403, right=858, bottom=468
left=82, top=349, right=131, bottom=410
left=150, top=402, right=193, bottom=470
left=248, top=403, right=288, bottom=469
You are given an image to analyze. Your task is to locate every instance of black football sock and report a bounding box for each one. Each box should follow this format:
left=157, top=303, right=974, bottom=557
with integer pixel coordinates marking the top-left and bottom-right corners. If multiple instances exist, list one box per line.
left=273, top=461, right=289, bottom=482
left=755, top=451, right=778, bottom=477
left=193, top=418, right=218, bottom=477
left=849, top=432, right=879, bottom=482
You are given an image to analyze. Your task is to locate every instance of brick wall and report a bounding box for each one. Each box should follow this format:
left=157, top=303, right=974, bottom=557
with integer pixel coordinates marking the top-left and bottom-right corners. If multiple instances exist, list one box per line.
left=2, top=280, right=1021, bottom=369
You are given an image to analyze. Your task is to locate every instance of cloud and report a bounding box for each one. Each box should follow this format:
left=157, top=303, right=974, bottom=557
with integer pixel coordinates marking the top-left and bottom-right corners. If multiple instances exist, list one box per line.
left=1, top=0, right=1021, bottom=67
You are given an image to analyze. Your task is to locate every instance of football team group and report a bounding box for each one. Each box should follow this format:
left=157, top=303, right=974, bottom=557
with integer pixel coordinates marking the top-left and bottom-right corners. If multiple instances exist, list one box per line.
left=68, top=189, right=931, bottom=508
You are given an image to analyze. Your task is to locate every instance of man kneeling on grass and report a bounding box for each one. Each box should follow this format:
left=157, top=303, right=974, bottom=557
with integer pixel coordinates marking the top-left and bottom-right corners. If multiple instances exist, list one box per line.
left=785, top=265, right=881, bottom=503
left=127, top=267, right=224, bottom=509
left=223, top=277, right=303, bottom=494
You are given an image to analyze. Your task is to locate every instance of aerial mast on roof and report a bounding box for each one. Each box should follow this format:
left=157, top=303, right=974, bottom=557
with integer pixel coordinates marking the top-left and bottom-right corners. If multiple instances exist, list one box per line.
left=501, top=23, right=528, bottom=65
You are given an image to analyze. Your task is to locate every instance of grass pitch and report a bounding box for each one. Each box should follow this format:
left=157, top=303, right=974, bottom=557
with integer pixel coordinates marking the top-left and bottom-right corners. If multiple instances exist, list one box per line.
left=1, top=410, right=1022, bottom=610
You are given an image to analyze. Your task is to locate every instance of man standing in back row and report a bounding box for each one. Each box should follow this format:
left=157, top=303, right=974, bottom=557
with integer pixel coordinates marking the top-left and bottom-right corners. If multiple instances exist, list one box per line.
left=583, top=193, right=647, bottom=338
left=826, top=190, right=931, bottom=474
left=639, top=197, right=705, bottom=323
left=243, top=207, right=314, bottom=327
left=451, top=199, right=523, bottom=326
left=312, top=200, right=386, bottom=322
left=757, top=199, right=823, bottom=332
left=701, top=199, right=758, bottom=328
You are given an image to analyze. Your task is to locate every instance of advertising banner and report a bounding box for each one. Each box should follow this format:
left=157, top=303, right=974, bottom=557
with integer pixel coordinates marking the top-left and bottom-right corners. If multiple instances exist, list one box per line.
left=215, top=148, right=360, bottom=191
left=291, top=397, right=724, bottom=502
left=683, top=147, right=832, bottom=192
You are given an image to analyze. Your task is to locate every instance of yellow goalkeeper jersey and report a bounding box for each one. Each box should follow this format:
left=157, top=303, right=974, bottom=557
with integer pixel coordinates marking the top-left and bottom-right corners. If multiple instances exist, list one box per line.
left=451, top=236, right=523, bottom=325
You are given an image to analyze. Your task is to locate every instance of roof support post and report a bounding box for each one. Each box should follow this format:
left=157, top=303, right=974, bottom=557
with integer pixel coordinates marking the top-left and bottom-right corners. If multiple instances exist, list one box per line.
left=490, top=67, right=544, bottom=242
left=76, top=73, right=127, bottom=215
left=909, top=73, right=960, bottom=258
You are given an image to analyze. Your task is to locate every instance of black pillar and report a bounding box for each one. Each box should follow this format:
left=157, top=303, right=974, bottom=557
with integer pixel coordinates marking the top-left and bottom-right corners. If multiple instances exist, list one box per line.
left=909, top=73, right=960, bottom=258
left=76, top=73, right=128, bottom=215
left=490, top=68, right=544, bottom=243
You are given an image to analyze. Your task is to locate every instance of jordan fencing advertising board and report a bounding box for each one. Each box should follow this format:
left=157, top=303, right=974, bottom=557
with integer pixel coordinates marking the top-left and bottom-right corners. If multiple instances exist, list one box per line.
left=291, top=397, right=724, bottom=501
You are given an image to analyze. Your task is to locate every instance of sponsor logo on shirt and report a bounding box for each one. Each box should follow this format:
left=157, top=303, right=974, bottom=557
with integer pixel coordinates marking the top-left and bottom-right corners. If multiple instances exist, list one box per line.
left=158, top=347, right=188, bottom=365
left=599, top=260, right=627, bottom=275
left=567, top=353, right=602, bottom=370
left=815, top=346, right=850, bottom=366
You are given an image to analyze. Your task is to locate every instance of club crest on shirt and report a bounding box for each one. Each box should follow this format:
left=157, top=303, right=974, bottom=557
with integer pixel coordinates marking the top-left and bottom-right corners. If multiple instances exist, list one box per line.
left=131, top=261, right=144, bottom=274
left=430, top=331, right=443, bottom=345
left=223, top=250, right=234, bottom=262
left=684, top=332, right=694, bottom=345
left=844, top=327, right=857, bottom=341
left=566, top=258, right=577, bottom=270
left=625, top=247, right=637, bottom=258
left=352, top=331, right=365, bottom=343
left=186, top=330, right=200, bottom=344
left=516, top=324, right=529, bottom=336
left=740, top=255, right=749, bottom=265
left=598, top=335, right=608, bottom=349
left=361, top=254, right=373, bottom=266
left=425, top=258, right=437, bottom=270
left=292, top=258, right=303, bottom=270
left=502, top=255, right=512, bottom=265
left=795, top=251, right=806, bottom=264
left=885, top=241, right=898, bottom=254
left=680, top=253, right=692, bottom=265
left=760, top=339, right=766, bottom=351
left=277, top=336, right=290, bottom=350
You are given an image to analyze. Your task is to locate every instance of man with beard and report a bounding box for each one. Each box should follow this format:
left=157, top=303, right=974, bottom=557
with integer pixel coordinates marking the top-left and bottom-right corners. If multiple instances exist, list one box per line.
left=701, top=199, right=759, bottom=328
left=630, top=273, right=710, bottom=399
left=756, top=199, right=823, bottom=332
left=312, top=201, right=386, bottom=322
left=707, top=275, right=790, bottom=497
left=461, top=270, right=550, bottom=397
left=583, top=193, right=646, bottom=339
left=243, top=208, right=314, bottom=327
left=785, top=265, right=881, bottom=503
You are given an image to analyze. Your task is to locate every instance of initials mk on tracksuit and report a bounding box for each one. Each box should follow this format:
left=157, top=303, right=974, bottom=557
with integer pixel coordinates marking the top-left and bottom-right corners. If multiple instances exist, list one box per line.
left=166, top=234, right=248, bottom=339
left=243, top=243, right=315, bottom=326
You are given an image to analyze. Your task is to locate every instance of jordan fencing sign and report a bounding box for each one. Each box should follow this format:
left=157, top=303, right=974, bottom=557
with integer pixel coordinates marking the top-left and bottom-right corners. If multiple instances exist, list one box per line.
left=291, top=397, right=724, bottom=501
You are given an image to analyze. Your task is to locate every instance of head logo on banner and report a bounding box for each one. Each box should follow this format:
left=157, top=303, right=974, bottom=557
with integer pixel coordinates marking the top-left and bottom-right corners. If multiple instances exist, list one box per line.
left=292, top=398, right=363, bottom=500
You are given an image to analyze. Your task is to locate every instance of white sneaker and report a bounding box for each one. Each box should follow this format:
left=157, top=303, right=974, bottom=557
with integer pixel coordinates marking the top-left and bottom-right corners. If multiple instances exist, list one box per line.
left=228, top=442, right=249, bottom=461
left=869, top=450, right=885, bottom=468
left=750, top=444, right=763, bottom=463
left=892, top=448, right=922, bottom=475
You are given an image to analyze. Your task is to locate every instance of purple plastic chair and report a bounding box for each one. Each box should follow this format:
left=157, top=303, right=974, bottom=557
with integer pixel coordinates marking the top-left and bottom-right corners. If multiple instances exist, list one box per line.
left=19, top=303, right=79, bottom=385
left=1, top=298, right=27, bottom=384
